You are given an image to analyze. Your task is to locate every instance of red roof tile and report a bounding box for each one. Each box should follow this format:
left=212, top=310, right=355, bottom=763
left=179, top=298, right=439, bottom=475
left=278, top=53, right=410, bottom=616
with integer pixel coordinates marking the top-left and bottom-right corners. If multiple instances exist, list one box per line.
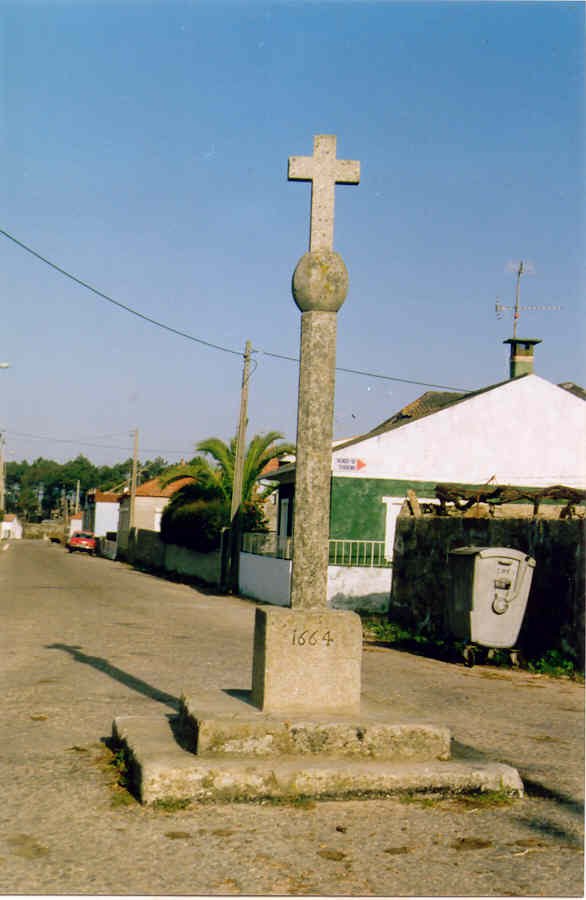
left=135, top=476, right=195, bottom=498
left=93, top=491, right=122, bottom=503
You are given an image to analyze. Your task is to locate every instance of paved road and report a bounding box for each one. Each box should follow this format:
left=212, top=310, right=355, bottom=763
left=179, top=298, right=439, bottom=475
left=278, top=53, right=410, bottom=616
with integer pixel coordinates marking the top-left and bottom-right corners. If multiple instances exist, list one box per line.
left=0, top=540, right=583, bottom=896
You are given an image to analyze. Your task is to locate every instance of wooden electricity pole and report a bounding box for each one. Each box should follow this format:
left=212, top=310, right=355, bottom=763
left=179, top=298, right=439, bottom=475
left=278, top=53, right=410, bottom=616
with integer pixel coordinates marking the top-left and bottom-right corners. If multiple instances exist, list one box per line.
left=228, top=340, right=252, bottom=590
left=0, top=433, right=5, bottom=514
left=129, top=428, right=139, bottom=532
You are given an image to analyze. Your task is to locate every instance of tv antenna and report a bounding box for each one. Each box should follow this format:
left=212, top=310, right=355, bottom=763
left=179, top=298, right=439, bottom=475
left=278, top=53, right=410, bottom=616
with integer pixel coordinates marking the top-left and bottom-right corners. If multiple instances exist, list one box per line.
left=496, top=260, right=562, bottom=338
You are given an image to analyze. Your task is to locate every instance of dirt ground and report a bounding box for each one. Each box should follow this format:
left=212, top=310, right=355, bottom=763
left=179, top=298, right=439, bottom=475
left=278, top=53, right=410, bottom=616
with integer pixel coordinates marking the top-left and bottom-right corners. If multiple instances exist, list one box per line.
left=1, top=540, right=583, bottom=896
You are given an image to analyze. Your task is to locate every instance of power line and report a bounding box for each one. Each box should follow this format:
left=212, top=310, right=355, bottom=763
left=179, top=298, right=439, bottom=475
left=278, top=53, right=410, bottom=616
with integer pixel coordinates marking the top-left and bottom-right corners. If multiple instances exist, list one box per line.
left=0, top=227, right=242, bottom=357
left=4, top=429, right=192, bottom=455
left=0, top=226, right=471, bottom=392
left=256, top=348, right=467, bottom=391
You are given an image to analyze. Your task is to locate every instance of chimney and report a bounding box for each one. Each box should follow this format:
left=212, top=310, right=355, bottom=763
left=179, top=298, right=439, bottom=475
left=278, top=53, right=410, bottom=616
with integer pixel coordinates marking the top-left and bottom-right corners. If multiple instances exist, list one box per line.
left=503, top=338, right=541, bottom=379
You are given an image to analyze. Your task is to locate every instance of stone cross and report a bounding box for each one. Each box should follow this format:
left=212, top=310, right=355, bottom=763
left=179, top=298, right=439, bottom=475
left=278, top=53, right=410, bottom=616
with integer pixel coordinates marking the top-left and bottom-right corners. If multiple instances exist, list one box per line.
left=287, top=135, right=360, bottom=611
left=250, top=135, right=362, bottom=713
left=288, top=134, right=360, bottom=252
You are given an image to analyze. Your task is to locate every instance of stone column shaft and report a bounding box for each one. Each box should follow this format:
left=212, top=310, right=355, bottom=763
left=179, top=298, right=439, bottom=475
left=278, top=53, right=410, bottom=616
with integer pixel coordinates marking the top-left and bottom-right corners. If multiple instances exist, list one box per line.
left=290, top=309, right=337, bottom=610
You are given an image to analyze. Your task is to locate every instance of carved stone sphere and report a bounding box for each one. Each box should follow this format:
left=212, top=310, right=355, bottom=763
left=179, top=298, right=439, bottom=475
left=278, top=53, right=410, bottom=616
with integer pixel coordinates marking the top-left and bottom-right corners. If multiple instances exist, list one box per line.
left=292, top=250, right=349, bottom=313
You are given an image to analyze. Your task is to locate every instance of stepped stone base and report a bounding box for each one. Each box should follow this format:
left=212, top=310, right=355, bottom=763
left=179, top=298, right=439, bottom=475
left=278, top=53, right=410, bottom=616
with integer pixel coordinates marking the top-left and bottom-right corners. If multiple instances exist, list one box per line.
left=111, top=689, right=523, bottom=805
left=179, top=690, right=451, bottom=761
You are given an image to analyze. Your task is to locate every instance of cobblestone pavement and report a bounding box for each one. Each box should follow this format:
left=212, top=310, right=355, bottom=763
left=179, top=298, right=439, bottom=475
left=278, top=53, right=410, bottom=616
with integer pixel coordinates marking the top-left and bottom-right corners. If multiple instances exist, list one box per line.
left=0, top=540, right=583, bottom=896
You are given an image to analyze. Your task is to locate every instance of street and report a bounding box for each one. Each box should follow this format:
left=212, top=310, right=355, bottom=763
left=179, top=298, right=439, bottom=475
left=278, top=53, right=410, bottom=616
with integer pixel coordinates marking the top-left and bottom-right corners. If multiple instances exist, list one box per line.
left=0, top=539, right=583, bottom=896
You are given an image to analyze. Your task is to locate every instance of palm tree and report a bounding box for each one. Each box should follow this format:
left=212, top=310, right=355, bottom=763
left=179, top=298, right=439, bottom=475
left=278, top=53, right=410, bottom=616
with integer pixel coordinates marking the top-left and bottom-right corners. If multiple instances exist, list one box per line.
left=160, top=431, right=294, bottom=588
left=161, top=431, right=295, bottom=508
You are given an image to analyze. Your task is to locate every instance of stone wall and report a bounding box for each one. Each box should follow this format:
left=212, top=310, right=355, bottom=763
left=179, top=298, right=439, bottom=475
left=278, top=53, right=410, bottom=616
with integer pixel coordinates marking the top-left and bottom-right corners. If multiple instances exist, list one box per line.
left=391, top=516, right=585, bottom=667
left=23, top=521, right=67, bottom=542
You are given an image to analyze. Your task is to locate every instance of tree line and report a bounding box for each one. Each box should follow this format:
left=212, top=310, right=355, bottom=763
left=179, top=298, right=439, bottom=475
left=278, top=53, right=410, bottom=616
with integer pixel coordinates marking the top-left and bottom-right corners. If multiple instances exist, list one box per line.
left=4, top=454, right=168, bottom=521
left=4, top=431, right=295, bottom=544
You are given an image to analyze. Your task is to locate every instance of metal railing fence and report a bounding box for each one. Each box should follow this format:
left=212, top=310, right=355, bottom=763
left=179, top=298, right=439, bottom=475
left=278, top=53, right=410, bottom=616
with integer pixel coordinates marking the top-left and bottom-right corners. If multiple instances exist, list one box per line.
left=242, top=532, right=391, bottom=567
left=328, top=539, right=392, bottom=568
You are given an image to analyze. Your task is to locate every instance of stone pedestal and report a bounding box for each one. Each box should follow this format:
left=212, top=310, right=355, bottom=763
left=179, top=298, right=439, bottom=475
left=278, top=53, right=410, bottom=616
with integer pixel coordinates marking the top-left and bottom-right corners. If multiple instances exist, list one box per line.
left=251, top=607, right=362, bottom=714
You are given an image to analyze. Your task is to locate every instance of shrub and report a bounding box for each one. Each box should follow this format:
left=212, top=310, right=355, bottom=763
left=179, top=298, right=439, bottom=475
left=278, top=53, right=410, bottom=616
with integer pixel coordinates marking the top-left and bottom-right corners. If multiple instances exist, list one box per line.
left=161, top=497, right=228, bottom=553
left=160, top=491, right=268, bottom=554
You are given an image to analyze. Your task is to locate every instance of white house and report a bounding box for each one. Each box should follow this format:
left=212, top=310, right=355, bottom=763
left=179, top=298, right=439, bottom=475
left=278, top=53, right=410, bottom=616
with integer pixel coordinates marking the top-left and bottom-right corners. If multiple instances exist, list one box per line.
left=83, top=490, right=121, bottom=537
left=241, top=339, right=586, bottom=612
left=326, top=371, right=586, bottom=565
left=68, top=512, right=83, bottom=538
left=117, top=476, right=195, bottom=557
left=1, top=514, right=23, bottom=539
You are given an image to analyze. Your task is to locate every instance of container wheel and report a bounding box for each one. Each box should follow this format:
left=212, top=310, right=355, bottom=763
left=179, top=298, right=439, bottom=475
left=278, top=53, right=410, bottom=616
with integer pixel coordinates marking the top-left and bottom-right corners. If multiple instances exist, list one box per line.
left=463, top=645, right=476, bottom=667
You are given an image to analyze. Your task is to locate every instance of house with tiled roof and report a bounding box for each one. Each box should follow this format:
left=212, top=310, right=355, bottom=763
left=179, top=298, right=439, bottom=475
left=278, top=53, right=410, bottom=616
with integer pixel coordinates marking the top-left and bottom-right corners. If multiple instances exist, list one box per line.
left=68, top=512, right=83, bottom=539
left=117, top=476, right=195, bottom=557
left=83, top=490, right=122, bottom=537
left=241, top=338, right=586, bottom=612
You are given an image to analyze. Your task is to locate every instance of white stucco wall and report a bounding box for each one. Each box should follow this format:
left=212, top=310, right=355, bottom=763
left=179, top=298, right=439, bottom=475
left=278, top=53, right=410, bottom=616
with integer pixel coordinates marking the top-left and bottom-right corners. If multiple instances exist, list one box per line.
left=332, top=376, right=586, bottom=488
left=135, top=497, right=169, bottom=532
left=94, top=503, right=120, bottom=537
left=239, top=553, right=292, bottom=607
left=327, top=565, right=391, bottom=613
left=239, top=553, right=391, bottom=613
left=69, top=516, right=83, bottom=538
left=1, top=519, right=23, bottom=539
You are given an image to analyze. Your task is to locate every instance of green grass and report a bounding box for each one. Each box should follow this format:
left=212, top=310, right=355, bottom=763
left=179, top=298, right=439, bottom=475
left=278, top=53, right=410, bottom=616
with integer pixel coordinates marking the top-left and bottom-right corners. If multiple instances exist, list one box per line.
left=362, top=617, right=583, bottom=680
left=527, top=649, right=581, bottom=679
left=399, top=788, right=516, bottom=809
left=152, top=797, right=192, bottom=812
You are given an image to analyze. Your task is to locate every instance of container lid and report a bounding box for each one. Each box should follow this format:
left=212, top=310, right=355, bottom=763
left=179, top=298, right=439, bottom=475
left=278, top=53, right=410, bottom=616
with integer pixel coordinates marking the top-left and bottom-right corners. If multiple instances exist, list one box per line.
left=449, top=546, right=535, bottom=565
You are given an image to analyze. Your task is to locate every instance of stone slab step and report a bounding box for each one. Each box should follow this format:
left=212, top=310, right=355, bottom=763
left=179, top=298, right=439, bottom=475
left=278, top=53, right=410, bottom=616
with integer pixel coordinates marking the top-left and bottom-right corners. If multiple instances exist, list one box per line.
left=112, top=715, right=524, bottom=806
left=179, top=690, right=451, bottom=761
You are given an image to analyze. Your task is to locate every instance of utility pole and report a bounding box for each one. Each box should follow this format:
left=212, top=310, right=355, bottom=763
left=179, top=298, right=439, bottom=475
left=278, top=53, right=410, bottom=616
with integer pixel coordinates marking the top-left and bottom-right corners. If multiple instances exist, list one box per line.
left=75, top=479, right=80, bottom=515
left=62, top=490, right=69, bottom=538
left=0, top=433, right=5, bottom=514
left=228, top=340, right=252, bottom=590
left=129, top=428, right=139, bottom=532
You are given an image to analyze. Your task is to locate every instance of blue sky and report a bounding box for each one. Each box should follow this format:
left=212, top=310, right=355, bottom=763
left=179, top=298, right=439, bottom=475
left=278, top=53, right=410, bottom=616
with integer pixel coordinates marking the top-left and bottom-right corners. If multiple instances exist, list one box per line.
left=0, top=0, right=583, bottom=466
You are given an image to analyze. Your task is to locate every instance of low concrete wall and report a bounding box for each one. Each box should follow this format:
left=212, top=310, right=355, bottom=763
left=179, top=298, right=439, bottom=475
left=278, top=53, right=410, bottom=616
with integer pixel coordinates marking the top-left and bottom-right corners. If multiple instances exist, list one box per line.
left=239, top=552, right=392, bottom=612
left=128, top=529, right=165, bottom=569
left=164, top=543, right=221, bottom=584
left=127, top=529, right=221, bottom=587
left=391, top=516, right=585, bottom=667
left=239, top=552, right=292, bottom=606
left=97, top=537, right=117, bottom=560
left=327, top=565, right=391, bottom=613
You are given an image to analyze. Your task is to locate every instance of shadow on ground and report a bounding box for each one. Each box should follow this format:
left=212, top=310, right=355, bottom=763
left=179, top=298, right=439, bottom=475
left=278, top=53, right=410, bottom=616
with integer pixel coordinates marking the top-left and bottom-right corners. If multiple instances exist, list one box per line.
left=46, top=642, right=180, bottom=709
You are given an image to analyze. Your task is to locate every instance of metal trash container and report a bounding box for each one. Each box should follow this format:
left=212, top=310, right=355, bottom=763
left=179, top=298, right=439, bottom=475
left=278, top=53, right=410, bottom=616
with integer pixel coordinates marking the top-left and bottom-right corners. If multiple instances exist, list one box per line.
left=447, top=547, right=535, bottom=663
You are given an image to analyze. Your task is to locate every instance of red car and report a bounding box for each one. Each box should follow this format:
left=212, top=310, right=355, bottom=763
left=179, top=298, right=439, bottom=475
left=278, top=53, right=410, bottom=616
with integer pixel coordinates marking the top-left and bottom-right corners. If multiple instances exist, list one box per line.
left=67, top=531, right=96, bottom=555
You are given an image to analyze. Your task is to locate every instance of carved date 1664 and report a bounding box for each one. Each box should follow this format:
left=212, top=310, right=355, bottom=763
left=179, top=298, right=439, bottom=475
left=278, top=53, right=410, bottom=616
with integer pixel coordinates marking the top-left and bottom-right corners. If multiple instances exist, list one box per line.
left=291, top=629, right=334, bottom=647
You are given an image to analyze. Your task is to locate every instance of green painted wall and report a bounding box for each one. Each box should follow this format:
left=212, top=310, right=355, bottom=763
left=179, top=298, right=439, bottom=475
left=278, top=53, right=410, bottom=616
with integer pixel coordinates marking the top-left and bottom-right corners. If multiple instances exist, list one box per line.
left=329, top=477, right=439, bottom=540
left=328, top=476, right=569, bottom=541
